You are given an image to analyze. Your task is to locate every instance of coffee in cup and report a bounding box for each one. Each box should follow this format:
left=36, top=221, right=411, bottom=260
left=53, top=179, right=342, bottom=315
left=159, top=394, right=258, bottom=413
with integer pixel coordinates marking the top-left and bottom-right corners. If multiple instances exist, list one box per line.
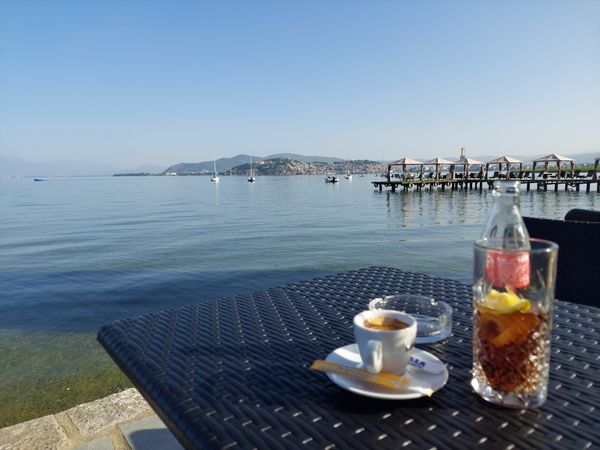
left=354, top=310, right=417, bottom=374
left=363, top=316, right=410, bottom=331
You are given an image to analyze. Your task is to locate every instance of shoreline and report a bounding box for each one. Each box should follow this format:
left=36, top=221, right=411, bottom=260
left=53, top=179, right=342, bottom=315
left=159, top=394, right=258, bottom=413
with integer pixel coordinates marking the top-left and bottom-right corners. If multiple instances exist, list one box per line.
left=0, top=388, right=181, bottom=450
left=0, top=331, right=131, bottom=429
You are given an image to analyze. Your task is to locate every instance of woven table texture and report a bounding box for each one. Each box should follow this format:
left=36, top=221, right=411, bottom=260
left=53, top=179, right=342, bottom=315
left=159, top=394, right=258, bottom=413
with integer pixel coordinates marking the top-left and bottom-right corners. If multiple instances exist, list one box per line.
left=98, top=267, right=600, bottom=450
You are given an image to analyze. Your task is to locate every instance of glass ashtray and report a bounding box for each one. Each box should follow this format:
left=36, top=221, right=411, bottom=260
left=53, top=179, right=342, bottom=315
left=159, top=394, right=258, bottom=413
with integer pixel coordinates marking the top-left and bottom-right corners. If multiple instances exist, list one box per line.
left=368, top=294, right=452, bottom=344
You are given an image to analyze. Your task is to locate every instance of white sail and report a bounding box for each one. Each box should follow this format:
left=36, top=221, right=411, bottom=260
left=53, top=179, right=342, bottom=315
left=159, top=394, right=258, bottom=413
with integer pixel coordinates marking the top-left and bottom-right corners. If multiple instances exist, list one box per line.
left=248, top=154, right=255, bottom=182
left=211, top=154, right=219, bottom=182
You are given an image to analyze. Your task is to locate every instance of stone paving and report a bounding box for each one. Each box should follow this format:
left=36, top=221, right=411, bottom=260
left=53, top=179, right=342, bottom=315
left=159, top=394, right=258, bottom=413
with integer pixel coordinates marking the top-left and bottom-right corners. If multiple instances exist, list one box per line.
left=0, top=389, right=183, bottom=450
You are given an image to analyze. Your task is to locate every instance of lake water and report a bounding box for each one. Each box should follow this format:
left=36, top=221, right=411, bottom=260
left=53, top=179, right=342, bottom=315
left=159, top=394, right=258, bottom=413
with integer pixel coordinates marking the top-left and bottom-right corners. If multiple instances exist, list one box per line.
left=0, top=175, right=597, bottom=426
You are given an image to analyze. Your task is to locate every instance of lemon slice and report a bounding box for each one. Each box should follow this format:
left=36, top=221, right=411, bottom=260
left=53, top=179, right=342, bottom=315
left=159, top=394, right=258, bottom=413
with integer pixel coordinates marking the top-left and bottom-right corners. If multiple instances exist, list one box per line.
left=480, top=289, right=531, bottom=314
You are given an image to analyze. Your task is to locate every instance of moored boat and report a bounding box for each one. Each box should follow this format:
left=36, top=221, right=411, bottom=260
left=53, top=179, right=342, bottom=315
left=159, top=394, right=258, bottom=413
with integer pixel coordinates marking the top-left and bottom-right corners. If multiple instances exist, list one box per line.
left=211, top=154, right=220, bottom=182
left=248, top=155, right=255, bottom=182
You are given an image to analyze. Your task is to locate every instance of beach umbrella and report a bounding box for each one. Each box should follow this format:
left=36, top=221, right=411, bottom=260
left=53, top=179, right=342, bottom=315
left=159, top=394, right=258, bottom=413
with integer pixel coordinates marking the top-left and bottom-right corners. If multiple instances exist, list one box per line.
left=531, top=154, right=575, bottom=180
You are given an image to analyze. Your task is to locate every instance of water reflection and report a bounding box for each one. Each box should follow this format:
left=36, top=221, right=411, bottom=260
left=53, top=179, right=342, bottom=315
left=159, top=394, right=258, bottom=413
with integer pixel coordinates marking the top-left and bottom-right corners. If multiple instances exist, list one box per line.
left=376, top=185, right=596, bottom=228
left=212, top=179, right=220, bottom=206
left=521, top=190, right=599, bottom=219
left=381, top=188, right=494, bottom=228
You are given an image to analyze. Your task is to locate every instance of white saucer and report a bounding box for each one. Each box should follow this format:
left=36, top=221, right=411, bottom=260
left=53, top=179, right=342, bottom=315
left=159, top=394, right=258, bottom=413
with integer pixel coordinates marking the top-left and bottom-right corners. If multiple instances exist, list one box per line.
left=324, top=343, right=449, bottom=400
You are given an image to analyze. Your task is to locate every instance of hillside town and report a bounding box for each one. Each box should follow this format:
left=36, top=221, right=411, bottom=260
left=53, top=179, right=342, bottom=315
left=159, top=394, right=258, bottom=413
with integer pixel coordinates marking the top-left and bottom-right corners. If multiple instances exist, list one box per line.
left=161, top=158, right=383, bottom=176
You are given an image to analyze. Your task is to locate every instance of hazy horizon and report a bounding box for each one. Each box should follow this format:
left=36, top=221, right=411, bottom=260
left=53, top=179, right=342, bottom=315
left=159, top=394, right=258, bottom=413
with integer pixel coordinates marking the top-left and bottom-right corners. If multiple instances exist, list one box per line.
left=2, top=149, right=599, bottom=178
left=1, top=1, right=599, bottom=167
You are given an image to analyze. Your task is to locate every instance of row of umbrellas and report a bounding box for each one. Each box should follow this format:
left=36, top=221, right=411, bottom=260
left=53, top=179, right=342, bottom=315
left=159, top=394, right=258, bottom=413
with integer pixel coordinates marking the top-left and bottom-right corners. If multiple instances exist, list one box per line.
left=388, top=152, right=582, bottom=180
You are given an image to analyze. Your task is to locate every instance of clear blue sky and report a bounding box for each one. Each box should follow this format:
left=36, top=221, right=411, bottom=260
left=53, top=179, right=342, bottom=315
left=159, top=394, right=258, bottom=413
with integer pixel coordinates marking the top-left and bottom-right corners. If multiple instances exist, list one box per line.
left=1, top=0, right=599, bottom=167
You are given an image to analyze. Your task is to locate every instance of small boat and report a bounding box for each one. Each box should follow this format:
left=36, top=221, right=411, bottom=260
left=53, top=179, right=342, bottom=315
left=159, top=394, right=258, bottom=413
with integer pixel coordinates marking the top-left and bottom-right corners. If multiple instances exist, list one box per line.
left=34, top=178, right=45, bottom=182
left=343, top=161, right=352, bottom=180
left=211, top=154, right=219, bottom=182
left=248, top=155, right=255, bottom=182
left=325, top=176, right=339, bottom=183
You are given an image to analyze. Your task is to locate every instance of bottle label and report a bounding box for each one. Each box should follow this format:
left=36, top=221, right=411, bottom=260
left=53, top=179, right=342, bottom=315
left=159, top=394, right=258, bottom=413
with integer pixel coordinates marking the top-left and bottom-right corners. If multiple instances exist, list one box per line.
left=485, top=250, right=530, bottom=289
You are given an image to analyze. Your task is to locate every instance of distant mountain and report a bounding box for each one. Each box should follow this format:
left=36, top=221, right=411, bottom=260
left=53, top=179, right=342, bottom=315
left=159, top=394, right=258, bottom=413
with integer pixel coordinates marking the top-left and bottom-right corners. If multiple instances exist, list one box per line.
left=162, top=153, right=343, bottom=175
left=228, top=158, right=381, bottom=176
left=162, top=154, right=257, bottom=174
left=263, top=153, right=344, bottom=164
left=230, top=158, right=312, bottom=176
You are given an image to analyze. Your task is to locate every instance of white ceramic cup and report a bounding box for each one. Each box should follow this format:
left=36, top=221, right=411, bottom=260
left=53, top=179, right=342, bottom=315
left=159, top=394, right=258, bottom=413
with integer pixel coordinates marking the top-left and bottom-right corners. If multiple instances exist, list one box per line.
left=353, top=309, right=417, bottom=374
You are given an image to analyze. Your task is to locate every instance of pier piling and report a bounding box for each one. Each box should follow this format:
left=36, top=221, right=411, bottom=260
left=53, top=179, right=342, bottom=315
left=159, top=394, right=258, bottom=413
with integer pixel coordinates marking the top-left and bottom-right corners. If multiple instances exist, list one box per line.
left=372, top=177, right=599, bottom=193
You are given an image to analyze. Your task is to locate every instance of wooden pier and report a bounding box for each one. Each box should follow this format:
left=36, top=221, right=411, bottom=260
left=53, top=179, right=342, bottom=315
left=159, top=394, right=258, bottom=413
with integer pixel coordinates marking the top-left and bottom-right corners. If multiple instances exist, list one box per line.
left=372, top=177, right=600, bottom=193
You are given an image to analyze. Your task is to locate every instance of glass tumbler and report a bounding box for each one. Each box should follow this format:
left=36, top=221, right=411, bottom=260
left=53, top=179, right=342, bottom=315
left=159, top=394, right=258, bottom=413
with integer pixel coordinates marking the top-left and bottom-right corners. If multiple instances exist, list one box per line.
left=472, top=238, right=558, bottom=408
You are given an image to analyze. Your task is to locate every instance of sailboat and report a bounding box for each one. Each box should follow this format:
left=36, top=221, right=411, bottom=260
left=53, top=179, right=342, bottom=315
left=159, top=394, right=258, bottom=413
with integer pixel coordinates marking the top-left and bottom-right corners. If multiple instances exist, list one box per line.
left=248, top=155, right=255, bottom=182
left=343, top=159, right=352, bottom=179
left=210, top=154, right=219, bottom=182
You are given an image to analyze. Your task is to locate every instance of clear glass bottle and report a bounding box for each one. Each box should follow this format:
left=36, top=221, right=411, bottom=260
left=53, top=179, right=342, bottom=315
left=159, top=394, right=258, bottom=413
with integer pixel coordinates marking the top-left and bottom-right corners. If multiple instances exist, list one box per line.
left=480, top=181, right=531, bottom=290
left=481, top=181, right=530, bottom=248
left=472, top=181, right=557, bottom=408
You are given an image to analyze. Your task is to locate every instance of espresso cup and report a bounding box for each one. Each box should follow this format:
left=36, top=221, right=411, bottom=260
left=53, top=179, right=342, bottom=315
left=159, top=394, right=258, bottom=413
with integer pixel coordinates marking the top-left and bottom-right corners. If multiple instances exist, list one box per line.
left=353, top=310, right=417, bottom=374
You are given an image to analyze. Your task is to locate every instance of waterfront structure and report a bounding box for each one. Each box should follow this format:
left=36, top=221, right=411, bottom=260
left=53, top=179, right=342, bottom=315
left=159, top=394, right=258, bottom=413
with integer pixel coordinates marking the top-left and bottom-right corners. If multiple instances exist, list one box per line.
left=422, top=157, right=454, bottom=181
left=453, top=149, right=484, bottom=178
left=387, top=158, right=424, bottom=180
left=531, top=154, right=574, bottom=180
left=484, top=156, right=523, bottom=179
left=373, top=153, right=600, bottom=193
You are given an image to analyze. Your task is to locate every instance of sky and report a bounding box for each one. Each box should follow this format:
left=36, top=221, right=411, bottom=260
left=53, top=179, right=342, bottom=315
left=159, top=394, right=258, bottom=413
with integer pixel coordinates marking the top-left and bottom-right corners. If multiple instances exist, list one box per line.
left=1, top=1, right=599, bottom=167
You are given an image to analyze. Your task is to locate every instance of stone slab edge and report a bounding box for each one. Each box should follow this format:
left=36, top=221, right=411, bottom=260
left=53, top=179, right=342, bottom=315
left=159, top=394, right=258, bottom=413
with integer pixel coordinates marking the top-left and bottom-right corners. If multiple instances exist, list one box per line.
left=0, top=388, right=155, bottom=450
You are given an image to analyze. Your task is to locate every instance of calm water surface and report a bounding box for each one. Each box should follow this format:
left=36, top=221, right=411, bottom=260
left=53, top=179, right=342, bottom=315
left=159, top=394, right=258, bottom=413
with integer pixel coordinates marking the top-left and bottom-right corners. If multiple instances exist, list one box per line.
left=0, top=175, right=597, bottom=425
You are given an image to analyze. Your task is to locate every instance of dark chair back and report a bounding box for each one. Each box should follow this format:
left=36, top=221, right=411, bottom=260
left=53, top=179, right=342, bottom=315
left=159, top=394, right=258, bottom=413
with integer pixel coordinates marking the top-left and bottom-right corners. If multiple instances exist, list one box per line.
left=524, top=216, right=600, bottom=306
left=565, top=208, right=600, bottom=223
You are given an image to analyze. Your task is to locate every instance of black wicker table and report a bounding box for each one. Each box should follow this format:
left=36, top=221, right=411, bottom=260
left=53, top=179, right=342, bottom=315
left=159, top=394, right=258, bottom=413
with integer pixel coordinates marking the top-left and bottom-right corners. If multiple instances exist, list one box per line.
left=98, top=267, right=600, bottom=449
